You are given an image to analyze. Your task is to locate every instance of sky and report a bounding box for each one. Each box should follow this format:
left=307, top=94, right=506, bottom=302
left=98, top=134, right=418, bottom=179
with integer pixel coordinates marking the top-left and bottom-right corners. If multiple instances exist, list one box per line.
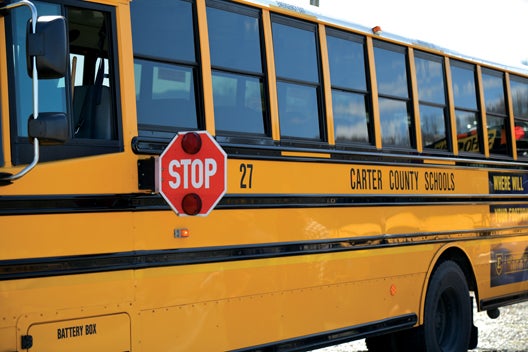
left=281, top=0, right=528, bottom=73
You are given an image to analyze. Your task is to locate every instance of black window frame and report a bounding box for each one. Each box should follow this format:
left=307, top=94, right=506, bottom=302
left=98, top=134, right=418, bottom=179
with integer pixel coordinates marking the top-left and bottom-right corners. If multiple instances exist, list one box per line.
left=6, top=0, right=123, bottom=165
left=509, top=75, right=528, bottom=159
left=481, top=67, right=511, bottom=157
left=450, top=60, right=483, bottom=155
left=271, top=13, right=326, bottom=145
left=373, top=40, right=415, bottom=150
left=326, top=27, right=374, bottom=148
left=207, top=0, right=271, bottom=141
left=132, top=0, right=204, bottom=139
left=414, top=50, right=452, bottom=153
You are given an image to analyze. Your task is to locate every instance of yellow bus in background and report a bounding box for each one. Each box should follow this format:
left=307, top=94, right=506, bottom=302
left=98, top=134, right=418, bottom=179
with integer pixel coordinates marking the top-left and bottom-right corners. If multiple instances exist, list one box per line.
left=1, top=0, right=528, bottom=350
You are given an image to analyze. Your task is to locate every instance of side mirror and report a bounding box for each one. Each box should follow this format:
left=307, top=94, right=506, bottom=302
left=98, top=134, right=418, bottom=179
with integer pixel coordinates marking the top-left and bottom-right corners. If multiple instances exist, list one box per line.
left=26, top=16, right=68, bottom=79
left=28, top=112, right=70, bottom=144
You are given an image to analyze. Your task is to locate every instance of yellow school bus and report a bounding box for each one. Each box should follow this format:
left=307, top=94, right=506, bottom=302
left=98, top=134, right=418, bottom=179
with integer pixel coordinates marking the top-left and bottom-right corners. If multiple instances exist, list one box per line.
left=1, top=0, right=528, bottom=351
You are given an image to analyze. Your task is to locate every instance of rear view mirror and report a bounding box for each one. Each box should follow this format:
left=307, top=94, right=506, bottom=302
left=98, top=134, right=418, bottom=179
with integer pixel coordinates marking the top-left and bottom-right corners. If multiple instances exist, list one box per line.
left=26, top=16, right=68, bottom=79
left=28, top=112, right=70, bottom=144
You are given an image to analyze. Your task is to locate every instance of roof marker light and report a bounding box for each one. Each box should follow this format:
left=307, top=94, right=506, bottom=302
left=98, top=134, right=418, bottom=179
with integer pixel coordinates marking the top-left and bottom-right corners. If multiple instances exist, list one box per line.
left=372, top=26, right=382, bottom=35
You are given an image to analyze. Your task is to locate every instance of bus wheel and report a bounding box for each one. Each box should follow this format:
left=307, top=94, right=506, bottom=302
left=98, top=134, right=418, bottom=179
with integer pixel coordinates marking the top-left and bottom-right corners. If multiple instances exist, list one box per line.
left=423, top=260, right=471, bottom=352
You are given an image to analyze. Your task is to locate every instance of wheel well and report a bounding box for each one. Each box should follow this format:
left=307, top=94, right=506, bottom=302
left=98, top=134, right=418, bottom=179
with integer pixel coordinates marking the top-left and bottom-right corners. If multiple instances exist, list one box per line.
left=417, top=246, right=479, bottom=328
left=434, top=247, right=479, bottom=299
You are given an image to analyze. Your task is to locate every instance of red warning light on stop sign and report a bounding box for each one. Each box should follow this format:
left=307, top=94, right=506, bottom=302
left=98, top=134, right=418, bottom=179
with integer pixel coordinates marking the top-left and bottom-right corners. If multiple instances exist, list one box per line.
left=156, top=131, right=227, bottom=216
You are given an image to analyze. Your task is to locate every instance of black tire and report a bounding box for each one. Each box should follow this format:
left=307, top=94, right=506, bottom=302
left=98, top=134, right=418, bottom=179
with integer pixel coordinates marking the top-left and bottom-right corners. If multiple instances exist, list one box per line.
left=422, top=260, right=472, bottom=352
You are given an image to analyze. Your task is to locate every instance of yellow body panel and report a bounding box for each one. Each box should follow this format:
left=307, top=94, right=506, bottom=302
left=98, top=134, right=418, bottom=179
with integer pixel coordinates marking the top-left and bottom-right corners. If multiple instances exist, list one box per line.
left=26, top=314, right=130, bottom=351
left=0, top=204, right=494, bottom=258
left=227, top=159, right=485, bottom=195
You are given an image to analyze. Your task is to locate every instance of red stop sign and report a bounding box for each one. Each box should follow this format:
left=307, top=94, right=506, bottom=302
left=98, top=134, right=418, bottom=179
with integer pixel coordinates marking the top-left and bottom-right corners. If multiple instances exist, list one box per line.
left=156, top=131, right=227, bottom=216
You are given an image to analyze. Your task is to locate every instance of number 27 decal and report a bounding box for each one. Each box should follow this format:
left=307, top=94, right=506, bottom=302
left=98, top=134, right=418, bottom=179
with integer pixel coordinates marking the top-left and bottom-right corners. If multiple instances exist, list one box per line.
left=239, top=163, right=254, bottom=189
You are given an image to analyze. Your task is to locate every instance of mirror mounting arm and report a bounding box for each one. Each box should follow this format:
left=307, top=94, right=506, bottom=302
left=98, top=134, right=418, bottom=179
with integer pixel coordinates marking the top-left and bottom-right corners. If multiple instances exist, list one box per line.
left=0, top=0, right=39, bottom=182
left=0, top=1, right=69, bottom=184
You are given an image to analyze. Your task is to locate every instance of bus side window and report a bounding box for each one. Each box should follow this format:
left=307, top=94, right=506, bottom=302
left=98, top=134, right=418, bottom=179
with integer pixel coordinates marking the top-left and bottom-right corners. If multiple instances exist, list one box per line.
left=68, top=7, right=117, bottom=140
left=207, top=1, right=268, bottom=137
left=326, top=29, right=372, bottom=145
left=510, top=76, right=528, bottom=158
left=450, top=61, right=482, bottom=154
left=272, top=15, right=324, bottom=141
left=131, top=0, right=200, bottom=138
left=7, top=2, right=120, bottom=165
left=482, top=69, right=509, bottom=156
left=373, top=41, right=414, bottom=149
left=414, top=51, right=450, bottom=152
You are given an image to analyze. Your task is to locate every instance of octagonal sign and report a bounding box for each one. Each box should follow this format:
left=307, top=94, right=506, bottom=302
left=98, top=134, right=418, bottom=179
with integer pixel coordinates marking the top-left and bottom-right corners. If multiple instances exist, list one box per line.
left=156, top=131, right=227, bottom=216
